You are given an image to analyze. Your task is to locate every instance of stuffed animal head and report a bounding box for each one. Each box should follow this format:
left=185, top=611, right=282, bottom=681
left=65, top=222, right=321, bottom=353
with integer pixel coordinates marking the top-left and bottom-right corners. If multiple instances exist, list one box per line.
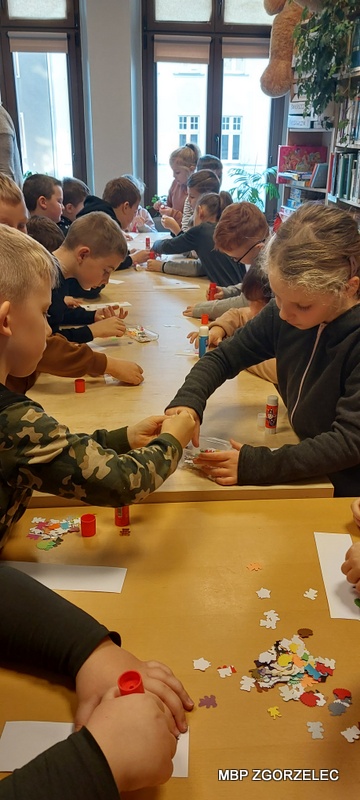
left=260, top=0, right=326, bottom=98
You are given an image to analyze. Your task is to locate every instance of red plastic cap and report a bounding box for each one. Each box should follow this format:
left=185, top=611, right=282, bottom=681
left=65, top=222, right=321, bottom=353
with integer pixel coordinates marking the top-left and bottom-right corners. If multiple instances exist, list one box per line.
left=201, top=314, right=209, bottom=324
left=118, top=670, right=145, bottom=696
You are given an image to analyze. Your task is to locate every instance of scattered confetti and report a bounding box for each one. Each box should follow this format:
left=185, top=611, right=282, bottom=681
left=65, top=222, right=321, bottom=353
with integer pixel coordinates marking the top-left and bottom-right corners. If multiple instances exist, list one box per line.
left=334, top=688, right=352, bottom=701
left=119, top=527, right=130, bottom=536
left=240, top=676, right=256, bottom=692
left=267, top=706, right=281, bottom=720
left=298, top=628, right=313, bottom=638
left=247, top=562, right=262, bottom=571
left=307, top=721, right=324, bottom=740
left=27, top=516, right=80, bottom=550
left=256, top=587, right=271, bottom=599
left=300, top=691, right=317, bottom=707
left=260, top=610, right=280, bottom=630
left=198, top=695, right=217, bottom=709
left=341, top=725, right=360, bottom=743
left=329, top=701, right=348, bottom=716
left=217, top=665, right=236, bottom=678
left=304, top=588, right=318, bottom=600
left=193, top=658, right=211, bottom=672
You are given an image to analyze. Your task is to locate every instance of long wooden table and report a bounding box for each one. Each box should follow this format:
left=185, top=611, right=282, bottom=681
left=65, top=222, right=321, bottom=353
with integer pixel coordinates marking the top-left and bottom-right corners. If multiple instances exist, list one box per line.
left=28, top=264, right=332, bottom=503
left=1, top=497, right=359, bottom=798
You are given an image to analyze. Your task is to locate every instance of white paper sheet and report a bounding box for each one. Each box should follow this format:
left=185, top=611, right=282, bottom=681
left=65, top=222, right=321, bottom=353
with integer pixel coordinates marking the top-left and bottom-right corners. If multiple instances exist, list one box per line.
left=172, top=730, right=189, bottom=778
left=314, top=531, right=360, bottom=619
left=87, top=338, right=134, bottom=351
left=109, top=278, right=124, bottom=284
left=0, top=722, right=74, bottom=771
left=81, top=301, right=131, bottom=310
left=5, top=561, right=127, bottom=593
left=0, top=722, right=188, bottom=776
left=157, top=283, right=201, bottom=289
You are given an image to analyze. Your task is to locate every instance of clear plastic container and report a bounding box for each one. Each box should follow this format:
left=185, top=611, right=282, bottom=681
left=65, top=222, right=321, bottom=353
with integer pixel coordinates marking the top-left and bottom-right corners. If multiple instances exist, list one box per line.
left=126, top=325, right=159, bottom=342
left=182, top=436, right=232, bottom=469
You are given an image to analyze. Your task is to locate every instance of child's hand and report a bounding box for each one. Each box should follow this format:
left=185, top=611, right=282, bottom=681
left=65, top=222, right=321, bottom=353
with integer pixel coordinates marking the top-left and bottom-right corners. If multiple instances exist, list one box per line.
left=94, top=305, right=126, bottom=321
left=127, top=415, right=167, bottom=448
left=86, top=692, right=177, bottom=792
left=206, top=285, right=224, bottom=300
left=106, top=356, right=144, bottom=386
left=161, top=410, right=196, bottom=449
left=351, top=497, right=360, bottom=527
left=153, top=199, right=162, bottom=211
left=147, top=259, right=162, bottom=272
left=187, top=330, right=199, bottom=347
left=75, top=639, right=194, bottom=736
left=183, top=305, right=196, bottom=317
left=161, top=216, right=180, bottom=235
left=64, top=295, right=82, bottom=308
left=194, top=439, right=241, bottom=485
left=208, top=325, right=226, bottom=347
left=164, top=407, right=200, bottom=447
left=131, top=249, right=151, bottom=265
left=158, top=204, right=173, bottom=217
left=341, top=541, right=360, bottom=592
left=89, top=317, right=127, bottom=338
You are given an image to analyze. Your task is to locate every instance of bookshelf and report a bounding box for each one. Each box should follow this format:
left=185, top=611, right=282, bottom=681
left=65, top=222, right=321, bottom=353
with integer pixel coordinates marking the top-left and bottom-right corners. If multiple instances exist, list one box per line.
left=277, top=127, right=335, bottom=219
left=326, top=72, right=360, bottom=211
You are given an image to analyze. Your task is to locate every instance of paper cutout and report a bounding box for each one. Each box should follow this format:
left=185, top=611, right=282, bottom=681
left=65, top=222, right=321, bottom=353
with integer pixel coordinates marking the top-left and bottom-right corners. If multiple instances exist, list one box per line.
left=341, top=725, right=360, bottom=743
left=6, top=561, right=127, bottom=593
left=304, top=588, right=318, bottom=600
left=256, top=587, right=271, bottom=599
left=193, top=657, right=211, bottom=672
left=240, top=676, right=256, bottom=692
left=267, top=706, right=281, bottom=719
left=0, top=722, right=74, bottom=771
left=198, top=695, right=217, bottom=708
left=217, top=665, right=236, bottom=678
left=172, top=730, right=189, bottom=778
left=314, top=692, right=326, bottom=707
left=300, top=692, right=317, bottom=707
left=314, top=532, right=360, bottom=619
left=298, top=627, right=313, bottom=638
left=247, top=562, right=262, bottom=571
left=260, top=610, right=280, bottom=630
left=307, top=721, right=324, bottom=740
left=329, top=701, right=348, bottom=716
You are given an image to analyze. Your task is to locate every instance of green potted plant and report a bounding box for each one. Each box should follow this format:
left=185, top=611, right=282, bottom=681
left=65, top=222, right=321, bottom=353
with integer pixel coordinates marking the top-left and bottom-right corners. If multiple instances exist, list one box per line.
left=293, top=1, right=359, bottom=136
left=228, top=165, right=279, bottom=209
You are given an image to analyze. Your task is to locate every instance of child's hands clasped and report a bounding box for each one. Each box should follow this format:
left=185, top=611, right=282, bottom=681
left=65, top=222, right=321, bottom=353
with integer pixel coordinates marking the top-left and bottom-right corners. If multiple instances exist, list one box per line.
left=161, top=410, right=196, bottom=449
left=341, top=541, right=360, bottom=592
left=106, top=356, right=144, bottom=386
left=127, top=415, right=167, bottom=448
left=194, top=438, right=241, bottom=485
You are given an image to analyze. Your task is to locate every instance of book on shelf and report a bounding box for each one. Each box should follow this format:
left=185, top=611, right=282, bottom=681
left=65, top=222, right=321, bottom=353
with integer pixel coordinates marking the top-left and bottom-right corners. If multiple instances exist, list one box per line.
left=309, top=162, right=328, bottom=189
left=277, top=170, right=313, bottom=182
left=329, top=151, right=360, bottom=203
left=277, top=144, right=328, bottom=184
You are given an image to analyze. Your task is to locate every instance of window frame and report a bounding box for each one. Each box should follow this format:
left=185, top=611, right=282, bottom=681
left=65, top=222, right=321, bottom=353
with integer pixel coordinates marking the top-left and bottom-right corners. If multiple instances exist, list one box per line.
left=0, top=0, right=86, bottom=180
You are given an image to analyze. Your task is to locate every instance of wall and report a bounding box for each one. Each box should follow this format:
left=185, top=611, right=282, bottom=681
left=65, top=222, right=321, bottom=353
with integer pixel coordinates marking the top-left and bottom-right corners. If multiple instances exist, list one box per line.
left=79, top=0, right=143, bottom=193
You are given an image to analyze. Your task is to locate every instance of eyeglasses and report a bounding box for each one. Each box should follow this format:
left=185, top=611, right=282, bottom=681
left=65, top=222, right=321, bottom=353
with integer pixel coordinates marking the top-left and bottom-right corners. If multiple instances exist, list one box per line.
left=232, top=239, right=266, bottom=265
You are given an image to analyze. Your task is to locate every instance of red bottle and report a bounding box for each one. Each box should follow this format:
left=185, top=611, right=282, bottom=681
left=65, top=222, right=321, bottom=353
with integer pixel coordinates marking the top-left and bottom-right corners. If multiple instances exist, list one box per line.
left=115, top=506, right=130, bottom=526
left=145, top=237, right=151, bottom=249
left=208, top=282, right=217, bottom=300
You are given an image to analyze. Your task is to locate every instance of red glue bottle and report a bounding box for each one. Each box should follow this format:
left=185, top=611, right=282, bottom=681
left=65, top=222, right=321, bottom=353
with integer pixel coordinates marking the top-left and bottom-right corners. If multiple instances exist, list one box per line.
left=115, top=506, right=130, bottom=526
left=265, top=395, right=278, bottom=434
left=145, top=237, right=151, bottom=249
left=208, top=282, right=217, bottom=300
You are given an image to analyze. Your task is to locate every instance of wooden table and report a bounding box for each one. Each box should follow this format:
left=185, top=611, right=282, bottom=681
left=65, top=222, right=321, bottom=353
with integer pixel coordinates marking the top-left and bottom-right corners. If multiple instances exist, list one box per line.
left=1, top=497, right=359, bottom=798
left=28, top=266, right=332, bottom=503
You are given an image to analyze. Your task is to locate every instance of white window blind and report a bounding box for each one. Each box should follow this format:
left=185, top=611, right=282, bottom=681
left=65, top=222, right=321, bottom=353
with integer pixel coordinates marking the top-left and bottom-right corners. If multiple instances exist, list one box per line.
left=222, top=38, right=269, bottom=60
left=8, top=31, right=68, bottom=53
left=155, top=0, right=211, bottom=23
left=7, top=0, right=67, bottom=20
left=154, top=35, right=211, bottom=64
left=224, top=0, right=272, bottom=26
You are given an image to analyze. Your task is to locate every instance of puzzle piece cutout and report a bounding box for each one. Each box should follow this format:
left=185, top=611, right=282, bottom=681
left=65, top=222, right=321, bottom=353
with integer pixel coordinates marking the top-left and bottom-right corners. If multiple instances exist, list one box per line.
left=193, top=658, right=211, bottom=672
left=247, top=562, right=262, bottom=571
left=260, top=610, right=280, bottom=630
left=256, top=587, right=271, bottom=599
left=341, top=725, right=360, bottom=743
left=307, top=721, right=324, bottom=740
left=267, top=706, right=281, bottom=719
left=304, top=588, right=318, bottom=600
left=198, top=695, right=217, bottom=709
left=240, top=676, right=256, bottom=692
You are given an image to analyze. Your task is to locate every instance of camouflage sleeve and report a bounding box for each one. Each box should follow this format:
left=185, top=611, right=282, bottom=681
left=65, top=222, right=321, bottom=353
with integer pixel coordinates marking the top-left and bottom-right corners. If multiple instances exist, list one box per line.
left=1, top=400, right=183, bottom=506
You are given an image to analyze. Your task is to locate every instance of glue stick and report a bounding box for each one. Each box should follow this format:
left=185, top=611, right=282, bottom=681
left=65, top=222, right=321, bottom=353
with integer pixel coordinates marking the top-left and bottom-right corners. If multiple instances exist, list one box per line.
left=208, top=282, right=217, bottom=300
left=198, top=314, right=209, bottom=358
left=265, top=395, right=278, bottom=434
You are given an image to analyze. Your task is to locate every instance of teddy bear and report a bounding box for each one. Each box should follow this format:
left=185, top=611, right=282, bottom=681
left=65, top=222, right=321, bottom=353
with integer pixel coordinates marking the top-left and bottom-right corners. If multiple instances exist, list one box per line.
left=260, top=0, right=326, bottom=97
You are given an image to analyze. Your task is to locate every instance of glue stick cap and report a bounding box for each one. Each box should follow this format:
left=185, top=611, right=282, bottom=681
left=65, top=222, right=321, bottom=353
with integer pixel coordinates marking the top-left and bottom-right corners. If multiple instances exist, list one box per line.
left=201, top=314, right=209, bottom=325
left=267, top=395, right=278, bottom=405
left=117, top=670, right=145, bottom=696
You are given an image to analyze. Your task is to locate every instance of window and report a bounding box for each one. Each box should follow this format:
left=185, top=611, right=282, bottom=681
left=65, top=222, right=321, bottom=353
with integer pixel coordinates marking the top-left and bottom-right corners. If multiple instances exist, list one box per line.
left=0, top=1, right=86, bottom=180
left=143, top=1, right=282, bottom=221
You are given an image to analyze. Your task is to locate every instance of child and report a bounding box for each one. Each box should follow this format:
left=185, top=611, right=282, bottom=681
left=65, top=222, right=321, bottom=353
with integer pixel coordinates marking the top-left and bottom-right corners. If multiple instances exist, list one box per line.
left=148, top=192, right=243, bottom=284
left=183, top=201, right=270, bottom=318
left=154, top=143, right=200, bottom=224
left=0, top=563, right=193, bottom=796
left=0, top=223, right=195, bottom=546
left=165, top=202, right=360, bottom=497
left=0, top=171, right=28, bottom=232
left=181, top=154, right=223, bottom=232
left=77, top=176, right=150, bottom=270
left=23, top=173, right=63, bottom=223
left=187, top=263, right=277, bottom=384
left=161, top=169, right=221, bottom=236
left=58, top=176, right=90, bottom=236
left=49, top=212, right=130, bottom=344
left=27, top=214, right=65, bottom=251
left=122, top=174, right=156, bottom=232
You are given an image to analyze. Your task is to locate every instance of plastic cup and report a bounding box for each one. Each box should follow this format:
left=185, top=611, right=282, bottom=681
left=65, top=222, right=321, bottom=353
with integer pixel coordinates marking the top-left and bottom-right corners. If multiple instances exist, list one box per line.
left=117, top=670, right=144, bottom=696
left=80, top=513, right=96, bottom=537
left=75, top=378, right=85, bottom=393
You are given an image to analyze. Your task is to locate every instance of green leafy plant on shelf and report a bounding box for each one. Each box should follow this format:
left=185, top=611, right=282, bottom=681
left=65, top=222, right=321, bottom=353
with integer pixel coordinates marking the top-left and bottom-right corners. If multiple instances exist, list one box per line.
left=228, top=165, right=279, bottom=209
left=293, top=1, right=359, bottom=138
